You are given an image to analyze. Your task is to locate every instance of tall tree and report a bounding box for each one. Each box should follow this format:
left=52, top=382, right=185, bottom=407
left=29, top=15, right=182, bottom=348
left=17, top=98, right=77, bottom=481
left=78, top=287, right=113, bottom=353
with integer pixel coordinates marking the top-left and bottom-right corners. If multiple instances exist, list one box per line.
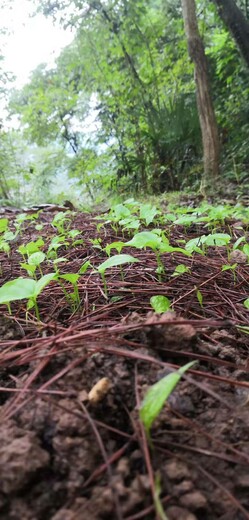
left=181, top=0, right=220, bottom=180
left=211, top=0, right=249, bottom=69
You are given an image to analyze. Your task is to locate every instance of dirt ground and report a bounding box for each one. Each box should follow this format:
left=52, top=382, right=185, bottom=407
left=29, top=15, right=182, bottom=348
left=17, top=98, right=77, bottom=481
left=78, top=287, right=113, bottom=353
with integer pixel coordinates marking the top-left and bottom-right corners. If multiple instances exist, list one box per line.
left=0, top=205, right=249, bottom=520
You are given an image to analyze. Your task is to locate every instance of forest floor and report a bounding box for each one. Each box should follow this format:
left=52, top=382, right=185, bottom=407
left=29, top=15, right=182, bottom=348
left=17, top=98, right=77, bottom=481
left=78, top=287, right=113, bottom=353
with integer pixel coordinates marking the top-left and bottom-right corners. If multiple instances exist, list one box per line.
left=0, top=198, right=249, bottom=520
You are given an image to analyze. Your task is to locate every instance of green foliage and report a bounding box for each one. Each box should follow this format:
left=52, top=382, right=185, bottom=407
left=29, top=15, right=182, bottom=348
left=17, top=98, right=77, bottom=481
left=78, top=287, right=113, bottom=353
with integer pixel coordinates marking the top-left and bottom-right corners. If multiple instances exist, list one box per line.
left=139, top=360, right=196, bottom=436
left=97, top=254, right=139, bottom=273
left=150, top=295, right=171, bottom=313
left=244, top=298, right=249, bottom=310
left=0, top=273, right=57, bottom=320
left=172, top=264, right=190, bottom=276
left=97, top=253, right=139, bottom=295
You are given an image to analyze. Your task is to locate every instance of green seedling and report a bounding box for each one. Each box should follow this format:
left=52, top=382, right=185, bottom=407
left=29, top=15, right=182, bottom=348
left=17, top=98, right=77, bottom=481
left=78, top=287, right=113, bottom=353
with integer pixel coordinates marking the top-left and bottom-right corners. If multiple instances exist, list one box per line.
left=172, top=264, right=190, bottom=277
left=90, top=238, right=103, bottom=250
left=139, top=203, right=158, bottom=225
left=97, top=254, right=139, bottom=296
left=68, top=229, right=83, bottom=246
left=0, top=273, right=57, bottom=320
left=104, top=203, right=131, bottom=233
left=185, top=233, right=231, bottom=255
left=78, top=260, right=91, bottom=274
left=105, top=241, right=125, bottom=256
left=3, top=230, right=17, bottom=242
left=52, top=257, right=69, bottom=273
left=17, top=238, right=44, bottom=260
left=47, top=235, right=69, bottom=259
left=185, top=236, right=206, bottom=255
left=139, top=360, right=196, bottom=438
left=150, top=295, right=171, bottom=313
left=0, top=238, right=11, bottom=255
left=173, top=214, right=201, bottom=227
left=233, top=236, right=246, bottom=250
left=20, top=251, right=46, bottom=278
left=162, top=213, right=176, bottom=223
left=125, top=231, right=166, bottom=278
left=196, top=287, right=203, bottom=309
left=222, top=263, right=237, bottom=282
left=13, top=212, right=39, bottom=234
left=243, top=298, right=249, bottom=310
left=59, top=273, right=80, bottom=310
left=0, top=219, right=17, bottom=254
left=118, top=217, right=140, bottom=232
left=111, top=203, right=131, bottom=221
left=237, top=325, right=249, bottom=335
left=126, top=231, right=190, bottom=280
left=35, top=224, right=44, bottom=231
left=205, top=205, right=232, bottom=227
left=243, top=244, right=249, bottom=260
left=204, top=233, right=231, bottom=247
left=68, top=229, right=81, bottom=239
left=0, top=218, right=9, bottom=233
left=52, top=211, right=71, bottom=234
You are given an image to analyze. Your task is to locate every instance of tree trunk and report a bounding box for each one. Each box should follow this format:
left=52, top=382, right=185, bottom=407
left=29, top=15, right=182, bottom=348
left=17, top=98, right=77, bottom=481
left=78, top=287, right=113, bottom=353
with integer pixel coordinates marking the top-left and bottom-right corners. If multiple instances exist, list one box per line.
left=181, top=0, right=220, bottom=180
left=211, top=0, right=249, bottom=69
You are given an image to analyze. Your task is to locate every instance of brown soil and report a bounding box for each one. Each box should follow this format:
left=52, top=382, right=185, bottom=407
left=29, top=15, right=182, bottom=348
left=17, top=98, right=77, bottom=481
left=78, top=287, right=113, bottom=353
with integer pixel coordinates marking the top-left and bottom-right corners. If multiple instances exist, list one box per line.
left=0, top=206, right=249, bottom=520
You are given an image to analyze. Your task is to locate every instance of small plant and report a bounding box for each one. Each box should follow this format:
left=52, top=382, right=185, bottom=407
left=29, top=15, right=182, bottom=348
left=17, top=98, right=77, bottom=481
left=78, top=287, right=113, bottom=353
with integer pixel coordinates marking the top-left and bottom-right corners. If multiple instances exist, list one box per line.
left=243, top=298, right=249, bottom=310
left=47, top=236, right=69, bottom=259
left=150, top=295, right=171, bottom=313
left=20, top=251, right=46, bottom=278
left=172, top=264, right=190, bottom=277
left=78, top=260, right=91, bottom=274
left=104, top=241, right=125, bottom=256
left=185, top=233, right=231, bottom=255
left=222, top=263, right=237, bottom=282
left=0, top=273, right=57, bottom=320
left=58, top=273, right=81, bottom=310
left=52, top=211, right=72, bottom=234
left=68, top=229, right=84, bottom=246
left=126, top=231, right=190, bottom=280
left=97, top=254, right=139, bottom=296
left=90, top=238, right=103, bottom=249
left=195, top=286, right=204, bottom=309
left=0, top=218, right=9, bottom=234
left=17, top=238, right=44, bottom=261
left=139, top=203, right=158, bottom=225
left=139, top=360, right=196, bottom=438
left=243, top=243, right=249, bottom=260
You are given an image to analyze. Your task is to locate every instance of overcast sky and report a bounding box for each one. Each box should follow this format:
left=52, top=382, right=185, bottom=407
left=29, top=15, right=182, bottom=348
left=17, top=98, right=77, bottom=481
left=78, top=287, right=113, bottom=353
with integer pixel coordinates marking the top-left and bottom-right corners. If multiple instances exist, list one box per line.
left=1, top=0, right=74, bottom=89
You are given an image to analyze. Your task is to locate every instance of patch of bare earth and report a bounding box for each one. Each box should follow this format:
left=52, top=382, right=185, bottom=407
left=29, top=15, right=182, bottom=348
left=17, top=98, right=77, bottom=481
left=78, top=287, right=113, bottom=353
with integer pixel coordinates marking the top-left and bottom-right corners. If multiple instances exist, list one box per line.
left=0, top=207, right=249, bottom=519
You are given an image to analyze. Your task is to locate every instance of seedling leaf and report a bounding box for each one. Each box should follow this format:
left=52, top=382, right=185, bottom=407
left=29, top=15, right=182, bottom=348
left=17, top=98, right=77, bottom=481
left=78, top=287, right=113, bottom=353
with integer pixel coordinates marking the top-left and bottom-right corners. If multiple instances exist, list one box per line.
left=59, top=273, right=80, bottom=284
left=126, top=231, right=162, bottom=249
left=28, top=252, right=46, bottom=266
left=150, top=295, right=171, bottom=313
left=0, top=278, right=36, bottom=304
left=140, top=361, right=196, bottom=434
left=0, top=218, right=8, bottom=233
left=34, top=273, right=57, bottom=297
left=97, top=254, right=139, bottom=273
left=243, top=298, right=249, bottom=310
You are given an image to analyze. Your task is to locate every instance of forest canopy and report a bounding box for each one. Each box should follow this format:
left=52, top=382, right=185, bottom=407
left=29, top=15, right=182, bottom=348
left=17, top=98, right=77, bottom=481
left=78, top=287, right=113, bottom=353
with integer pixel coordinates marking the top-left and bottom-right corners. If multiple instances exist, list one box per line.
left=1, top=0, right=249, bottom=205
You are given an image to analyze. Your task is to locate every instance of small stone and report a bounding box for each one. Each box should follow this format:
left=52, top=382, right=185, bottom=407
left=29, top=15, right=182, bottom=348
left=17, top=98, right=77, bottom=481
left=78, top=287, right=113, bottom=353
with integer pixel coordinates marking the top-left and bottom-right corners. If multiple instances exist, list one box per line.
left=173, top=480, right=194, bottom=495
left=0, top=433, right=49, bottom=494
left=180, top=490, right=207, bottom=510
left=164, top=460, right=190, bottom=481
left=229, top=250, right=247, bottom=264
